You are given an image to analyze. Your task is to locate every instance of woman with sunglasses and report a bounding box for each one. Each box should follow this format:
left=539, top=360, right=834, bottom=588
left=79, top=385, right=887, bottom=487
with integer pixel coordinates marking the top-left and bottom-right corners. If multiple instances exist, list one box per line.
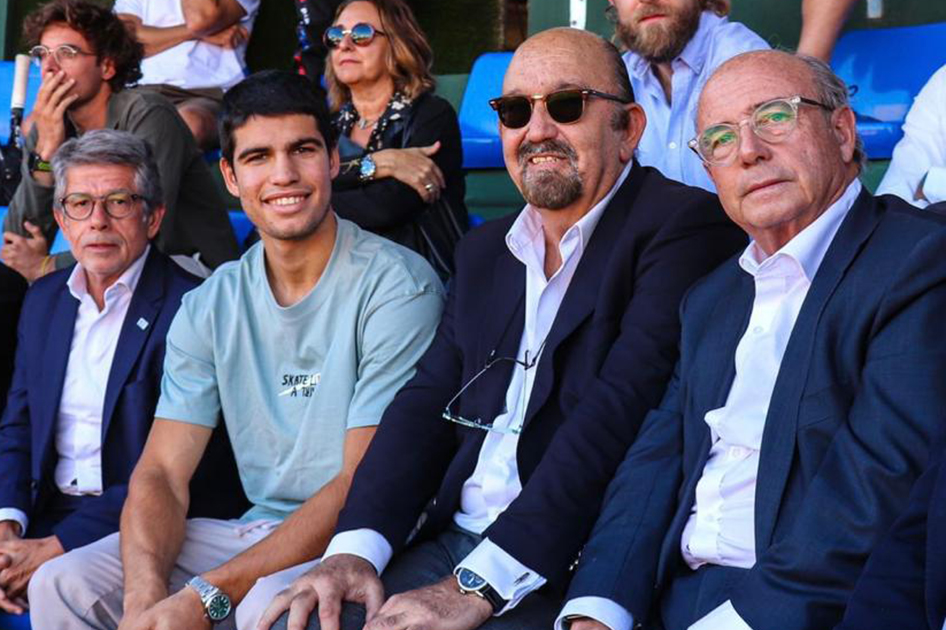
left=324, top=0, right=468, bottom=273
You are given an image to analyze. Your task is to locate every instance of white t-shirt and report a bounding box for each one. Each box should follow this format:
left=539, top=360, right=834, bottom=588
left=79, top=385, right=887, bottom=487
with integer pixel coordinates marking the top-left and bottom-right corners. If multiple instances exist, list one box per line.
left=114, top=0, right=260, bottom=90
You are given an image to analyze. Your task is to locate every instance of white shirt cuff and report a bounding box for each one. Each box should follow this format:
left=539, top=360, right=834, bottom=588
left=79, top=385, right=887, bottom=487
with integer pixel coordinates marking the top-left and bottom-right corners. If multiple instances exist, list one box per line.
left=455, top=538, right=546, bottom=614
left=555, top=596, right=635, bottom=630
left=0, top=509, right=29, bottom=537
left=688, top=600, right=752, bottom=630
left=924, top=166, right=946, bottom=205
left=323, top=528, right=393, bottom=575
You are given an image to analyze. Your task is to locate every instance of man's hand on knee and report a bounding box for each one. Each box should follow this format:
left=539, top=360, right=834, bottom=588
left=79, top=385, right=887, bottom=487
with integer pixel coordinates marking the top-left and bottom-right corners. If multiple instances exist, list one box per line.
left=0, top=535, right=64, bottom=608
left=362, top=576, right=492, bottom=630
left=256, top=554, right=384, bottom=630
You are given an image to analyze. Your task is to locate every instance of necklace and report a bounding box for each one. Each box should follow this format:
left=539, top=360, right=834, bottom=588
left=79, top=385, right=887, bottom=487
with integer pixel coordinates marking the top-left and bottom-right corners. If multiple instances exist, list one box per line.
left=357, top=116, right=379, bottom=130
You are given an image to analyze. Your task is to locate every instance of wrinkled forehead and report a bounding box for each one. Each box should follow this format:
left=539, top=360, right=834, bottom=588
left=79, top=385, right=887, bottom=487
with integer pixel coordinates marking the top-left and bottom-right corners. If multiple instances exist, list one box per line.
left=64, top=163, right=137, bottom=193
left=503, top=37, right=609, bottom=95
left=697, top=56, right=814, bottom=127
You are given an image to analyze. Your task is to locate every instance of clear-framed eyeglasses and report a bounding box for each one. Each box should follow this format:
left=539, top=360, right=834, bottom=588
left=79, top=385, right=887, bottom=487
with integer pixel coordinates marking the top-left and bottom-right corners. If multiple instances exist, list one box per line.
left=442, top=341, right=546, bottom=435
left=58, top=190, right=144, bottom=221
left=688, top=95, right=834, bottom=166
left=29, top=44, right=95, bottom=67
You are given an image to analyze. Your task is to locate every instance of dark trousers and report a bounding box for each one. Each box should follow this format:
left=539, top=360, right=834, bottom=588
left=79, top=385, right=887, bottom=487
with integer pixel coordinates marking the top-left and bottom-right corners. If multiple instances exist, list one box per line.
left=274, top=526, right=561, bottom=630
left=652, top=564, right=749, bottom=630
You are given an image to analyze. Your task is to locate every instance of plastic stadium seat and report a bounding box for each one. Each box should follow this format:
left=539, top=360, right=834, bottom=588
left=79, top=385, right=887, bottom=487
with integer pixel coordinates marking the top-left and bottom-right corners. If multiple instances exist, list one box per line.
left=458, top=52, right=511, bottom=169
left=0, top=61, right=43, bottom=146
left=0, top=611, right=31, bottom=630
left=831, top=22, right=946, bottom=159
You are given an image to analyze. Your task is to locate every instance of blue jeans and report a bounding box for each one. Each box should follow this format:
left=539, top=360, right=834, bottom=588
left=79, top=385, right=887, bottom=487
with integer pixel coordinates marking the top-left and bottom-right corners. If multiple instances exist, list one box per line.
left=273, top=526, right=561, bottom=630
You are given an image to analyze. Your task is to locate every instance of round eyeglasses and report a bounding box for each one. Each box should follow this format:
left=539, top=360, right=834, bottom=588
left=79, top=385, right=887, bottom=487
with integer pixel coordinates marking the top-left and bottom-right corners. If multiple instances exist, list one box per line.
left=688, top=95, right=834, bottom=166
left=29, top=44, right=95, bottom=67
left=58, top=191, right=144, bottom=221
left=489, top=89, right=631, bottom=129
left=323, top=23, right=386, bottom=49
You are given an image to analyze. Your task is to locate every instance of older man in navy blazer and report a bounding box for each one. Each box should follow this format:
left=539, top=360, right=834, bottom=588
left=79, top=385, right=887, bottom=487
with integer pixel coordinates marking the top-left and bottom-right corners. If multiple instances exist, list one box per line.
left=0, top=129, right=243, bottom=616
left=254, top=27, right=745, bottom=630
left=560, top=50, right=946, bottom=630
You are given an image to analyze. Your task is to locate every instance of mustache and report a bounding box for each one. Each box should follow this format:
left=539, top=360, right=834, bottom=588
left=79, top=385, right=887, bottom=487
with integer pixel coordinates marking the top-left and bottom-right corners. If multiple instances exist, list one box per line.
left=517, top=140, right=579, bottom=166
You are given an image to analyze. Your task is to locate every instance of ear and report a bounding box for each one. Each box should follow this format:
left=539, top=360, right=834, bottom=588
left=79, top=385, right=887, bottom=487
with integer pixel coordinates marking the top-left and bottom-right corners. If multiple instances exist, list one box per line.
left=329, top=145, right=340, bottom=179
left=832, top=105, right=858, bottom=165
left=53, top=208, right=68, bottom=237
left=99, top=55, right=117, bottom=83
left=145, top=205, right=166, bottom=239
left=619, top=102, right=647, bottom=163
left=220, top=158, right=240, bottom=198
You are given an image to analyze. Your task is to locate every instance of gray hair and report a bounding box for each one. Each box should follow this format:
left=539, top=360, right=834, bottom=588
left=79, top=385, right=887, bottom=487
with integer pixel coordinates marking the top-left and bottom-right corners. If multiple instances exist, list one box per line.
left=795, top=53, right=867, bottom=173
left=52, top=129, right=163, bottom=217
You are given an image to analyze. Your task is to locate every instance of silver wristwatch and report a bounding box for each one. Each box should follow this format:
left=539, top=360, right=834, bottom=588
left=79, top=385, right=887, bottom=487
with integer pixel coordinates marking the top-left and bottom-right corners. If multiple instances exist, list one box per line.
left=185, top=575, right=232, bottom=624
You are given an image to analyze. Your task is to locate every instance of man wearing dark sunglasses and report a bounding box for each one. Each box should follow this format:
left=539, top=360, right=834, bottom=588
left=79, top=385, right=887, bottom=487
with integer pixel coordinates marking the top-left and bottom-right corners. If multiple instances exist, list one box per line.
left=607, top=0, right=767, bottom=193
left=561, top=50, right=946, bottom=630
left=254, top=27, right=743, bottom=630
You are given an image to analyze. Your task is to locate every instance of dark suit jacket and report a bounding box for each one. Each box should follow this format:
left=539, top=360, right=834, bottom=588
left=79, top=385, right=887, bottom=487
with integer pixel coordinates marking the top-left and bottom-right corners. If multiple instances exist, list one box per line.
left=0, top=262, right=27, bottom=416
left=335, top=164, right=746, bottom=586
left=566, top=191, right=946, bottom=629
left=0, top=248, right=247, bottom=551
left=837, top=444, right=946, bottom=630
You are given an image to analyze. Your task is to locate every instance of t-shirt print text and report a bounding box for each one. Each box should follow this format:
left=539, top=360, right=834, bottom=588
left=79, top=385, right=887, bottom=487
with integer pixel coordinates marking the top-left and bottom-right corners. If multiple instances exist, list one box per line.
left=278, top=373, right=322, bottom=398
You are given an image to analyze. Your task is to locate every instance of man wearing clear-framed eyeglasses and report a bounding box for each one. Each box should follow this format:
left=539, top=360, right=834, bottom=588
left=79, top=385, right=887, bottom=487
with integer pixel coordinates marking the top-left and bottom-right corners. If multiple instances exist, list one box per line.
left=0, top=128, right=245, bottom=619
left=255, top=27, right=744, bottom=630
left=1, top=0, right=238, bottom=283
left=560, top=49, right=946, bottom=630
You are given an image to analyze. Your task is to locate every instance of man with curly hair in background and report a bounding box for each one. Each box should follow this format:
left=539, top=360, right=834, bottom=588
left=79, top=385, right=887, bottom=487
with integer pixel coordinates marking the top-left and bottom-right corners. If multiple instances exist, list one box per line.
left=1, top=0, right=238, bottom=282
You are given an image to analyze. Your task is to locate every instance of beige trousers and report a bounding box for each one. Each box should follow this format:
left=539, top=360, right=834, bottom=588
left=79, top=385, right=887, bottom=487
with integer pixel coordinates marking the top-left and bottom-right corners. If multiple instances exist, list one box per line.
left=28, top=518, right=319, bottom=630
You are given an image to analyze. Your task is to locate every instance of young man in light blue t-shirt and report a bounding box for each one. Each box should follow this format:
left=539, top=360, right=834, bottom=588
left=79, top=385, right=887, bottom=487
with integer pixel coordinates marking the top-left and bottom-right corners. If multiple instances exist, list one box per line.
left=29, top=70, right=445, bottom=630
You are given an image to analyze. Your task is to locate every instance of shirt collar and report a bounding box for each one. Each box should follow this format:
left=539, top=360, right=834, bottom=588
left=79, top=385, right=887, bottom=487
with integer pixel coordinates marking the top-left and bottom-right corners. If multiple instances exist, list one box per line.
left=505, top=161, right=633, bottom=264
left=739, top=179, right=862, bottom=280
left=67, top=244, right=151, bottom=305
left=628, top=10, right=722, bottom=79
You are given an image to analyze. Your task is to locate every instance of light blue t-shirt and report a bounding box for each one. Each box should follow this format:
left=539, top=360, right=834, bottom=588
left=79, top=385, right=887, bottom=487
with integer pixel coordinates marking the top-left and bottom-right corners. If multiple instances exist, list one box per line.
left=156, top=218, right=445, bottom=522
left=626, top=11, right=769, bottom=192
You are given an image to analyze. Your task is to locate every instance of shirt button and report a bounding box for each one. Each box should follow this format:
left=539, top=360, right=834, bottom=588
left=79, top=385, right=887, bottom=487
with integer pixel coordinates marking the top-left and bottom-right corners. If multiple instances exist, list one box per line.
left=753, top=326, right=764, bottom=334
left=668, top=141, right=678, bottom=149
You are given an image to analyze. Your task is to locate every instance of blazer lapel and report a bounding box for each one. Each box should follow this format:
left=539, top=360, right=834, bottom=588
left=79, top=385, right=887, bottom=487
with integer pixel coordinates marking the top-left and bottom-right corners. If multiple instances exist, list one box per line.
left=754, top=190, right=882, bottom=548
left=35, top=283, right=79, bottom=478
left=657, top=270, right=753, bottom=584
left=522, top=175, right=638, bottom=426
left=101, top=250, right=165, bottom=440
left=472, top=247, right=526, bottom=422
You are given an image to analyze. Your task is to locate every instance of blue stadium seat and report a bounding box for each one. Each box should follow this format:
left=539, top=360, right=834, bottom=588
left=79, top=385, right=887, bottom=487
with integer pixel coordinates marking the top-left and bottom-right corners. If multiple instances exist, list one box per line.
left=0, top=611, right=31, bottom=630
left=228, top=210, right=255, bottom=251
left=831, top=21, right=946, bottom=159
left=0, top=61, right=43, bottom=146
left=458, top=52, right=511, bottom=169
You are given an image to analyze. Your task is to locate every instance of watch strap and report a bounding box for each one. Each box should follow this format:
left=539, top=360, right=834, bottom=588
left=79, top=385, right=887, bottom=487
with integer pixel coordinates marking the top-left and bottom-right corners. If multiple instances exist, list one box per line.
left=28, top=152, right=52, bottom=173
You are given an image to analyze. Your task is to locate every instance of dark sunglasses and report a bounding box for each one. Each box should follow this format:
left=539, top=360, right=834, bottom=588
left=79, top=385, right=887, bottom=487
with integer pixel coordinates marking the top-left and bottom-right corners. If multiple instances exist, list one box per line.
left=489, top=89, right=631, bottom=129
left=323, top=23, right=386, bottom=49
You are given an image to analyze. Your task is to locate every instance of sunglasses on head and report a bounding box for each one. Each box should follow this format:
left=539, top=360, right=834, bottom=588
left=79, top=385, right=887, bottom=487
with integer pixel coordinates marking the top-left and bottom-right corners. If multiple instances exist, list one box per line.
left=323, top=23, right=386, bottom=49
left=489, top=89, right=631, bottom=129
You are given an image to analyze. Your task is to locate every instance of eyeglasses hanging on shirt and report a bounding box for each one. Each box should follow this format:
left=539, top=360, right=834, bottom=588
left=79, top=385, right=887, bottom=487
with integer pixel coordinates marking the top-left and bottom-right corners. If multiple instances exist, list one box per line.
left=442, top=339, right=547, bottom=435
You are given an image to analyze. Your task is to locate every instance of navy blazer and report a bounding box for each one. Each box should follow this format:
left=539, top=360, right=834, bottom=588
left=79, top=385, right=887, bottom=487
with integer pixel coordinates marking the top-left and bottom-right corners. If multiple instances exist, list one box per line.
left=335, top=164, right=746, bottom=585
left=0, top=262, right=27, bottom=417
left=0, top=248, right=247, bottom=551
left=566, top=191, right=946, bottom=629
left=837, top=444, right=946, bottom=630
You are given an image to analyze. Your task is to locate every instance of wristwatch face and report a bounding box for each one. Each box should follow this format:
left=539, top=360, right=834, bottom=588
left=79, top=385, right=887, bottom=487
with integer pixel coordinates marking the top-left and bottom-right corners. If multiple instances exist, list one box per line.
left=360, top=155, right=376, bottom=180
left=206, top=593, right=232, bottom=622
left=457, top=568, right=487, bottom=592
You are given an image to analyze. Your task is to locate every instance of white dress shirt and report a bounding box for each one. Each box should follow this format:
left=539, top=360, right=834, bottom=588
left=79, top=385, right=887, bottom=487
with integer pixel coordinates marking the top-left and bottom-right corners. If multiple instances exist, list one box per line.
left=877, top=64, right=946, bottom=208
left=557, top=180, right=862, bottom=630
left=0, top=247, right=149, bottom=535
left=625, top=11, right=768, bottom=192
left=325, top=163, right=633, bottom=613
